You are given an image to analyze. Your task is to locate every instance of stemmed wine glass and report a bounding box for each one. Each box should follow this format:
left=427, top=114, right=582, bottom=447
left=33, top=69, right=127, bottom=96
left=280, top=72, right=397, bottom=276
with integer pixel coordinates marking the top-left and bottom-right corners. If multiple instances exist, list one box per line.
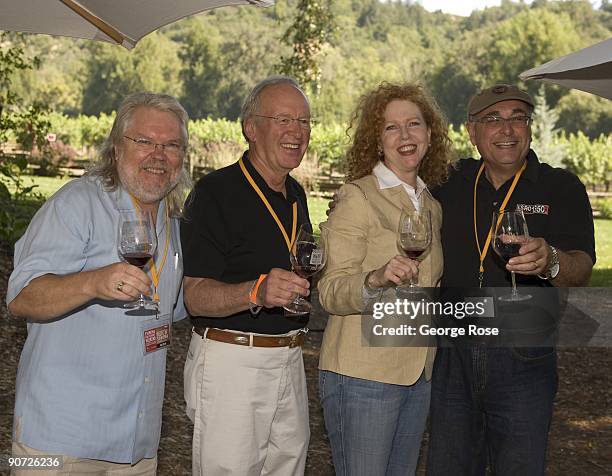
left=397, top=209, right=431, bottom=293
left=283, top=224, right=326, bottom=315
left=492, top=209, right=532, bottom=302
left=118, top=209, right=158, bottom=310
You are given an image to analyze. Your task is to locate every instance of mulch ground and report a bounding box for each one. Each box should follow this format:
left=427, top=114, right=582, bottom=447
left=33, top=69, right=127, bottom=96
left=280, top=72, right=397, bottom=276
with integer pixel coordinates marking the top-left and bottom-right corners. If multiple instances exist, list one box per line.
left=0, top=249, right=610, bottom=475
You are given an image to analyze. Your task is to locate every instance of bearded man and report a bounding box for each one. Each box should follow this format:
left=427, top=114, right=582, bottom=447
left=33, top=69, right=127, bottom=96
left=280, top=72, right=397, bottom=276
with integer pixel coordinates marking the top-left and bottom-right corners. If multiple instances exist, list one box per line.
left=7, top=92, right=191, bottom=475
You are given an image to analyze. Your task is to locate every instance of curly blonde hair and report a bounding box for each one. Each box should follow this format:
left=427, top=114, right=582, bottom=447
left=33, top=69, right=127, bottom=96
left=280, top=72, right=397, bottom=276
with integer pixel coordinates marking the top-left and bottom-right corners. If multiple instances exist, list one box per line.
left=345, top=82, right=453, bottom=187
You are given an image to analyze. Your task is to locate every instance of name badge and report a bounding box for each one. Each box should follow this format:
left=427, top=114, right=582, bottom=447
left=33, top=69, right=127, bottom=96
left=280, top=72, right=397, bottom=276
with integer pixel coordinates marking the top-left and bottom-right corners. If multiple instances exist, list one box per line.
left=141, top=314, right=172, bottom=355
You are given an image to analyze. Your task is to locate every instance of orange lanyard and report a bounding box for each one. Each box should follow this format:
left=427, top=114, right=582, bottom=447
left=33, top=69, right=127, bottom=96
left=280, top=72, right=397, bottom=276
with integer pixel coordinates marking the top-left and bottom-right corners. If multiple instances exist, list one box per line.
left=238, top=157, right=298, bottom=252
left=129, top=194, right=170, bottom=302
left=473, top=160, right=526, bottom=288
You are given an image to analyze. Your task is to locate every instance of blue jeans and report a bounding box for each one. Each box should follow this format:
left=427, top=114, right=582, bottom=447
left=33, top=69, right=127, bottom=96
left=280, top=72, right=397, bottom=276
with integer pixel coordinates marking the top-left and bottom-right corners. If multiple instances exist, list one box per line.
left=426, top=346, right=558, bottom=476
left=319, top=370, right=431, bottom=476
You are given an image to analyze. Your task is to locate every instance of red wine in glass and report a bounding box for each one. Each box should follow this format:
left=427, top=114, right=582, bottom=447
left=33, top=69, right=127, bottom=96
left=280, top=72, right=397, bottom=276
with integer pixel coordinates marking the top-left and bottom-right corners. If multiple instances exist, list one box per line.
left=397, top=209, right=431, bottom=291
left=493, top=240, right=522, bottom=262
left=118, top=209, right=158, bottom=310
left=401, top=247, right=426, bottom=260
left=492, top=210, right=531, bottom=301
left=122, top=252, right=153, bottom=268
left=284, top=225, right=326, bottom=315
left=292, top=264, right=321, bottom=278
left=291, top=241, right=323, bottom=279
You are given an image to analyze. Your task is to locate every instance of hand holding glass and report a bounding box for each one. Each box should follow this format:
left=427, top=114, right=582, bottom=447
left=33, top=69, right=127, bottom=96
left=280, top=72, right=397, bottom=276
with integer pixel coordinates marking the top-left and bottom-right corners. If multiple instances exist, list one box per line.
left=492, top=209, right=532, bottom=302
left=283, top=224, right=326, bottom=315
left=397, top=209, right=431, bottom=291
left=118, top=210, right=158, bottom=310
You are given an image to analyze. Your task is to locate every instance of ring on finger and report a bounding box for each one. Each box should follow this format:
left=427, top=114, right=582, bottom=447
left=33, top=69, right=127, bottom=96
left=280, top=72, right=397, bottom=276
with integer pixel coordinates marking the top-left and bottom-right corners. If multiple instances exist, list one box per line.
left=116, top=281, right=125, bottom=292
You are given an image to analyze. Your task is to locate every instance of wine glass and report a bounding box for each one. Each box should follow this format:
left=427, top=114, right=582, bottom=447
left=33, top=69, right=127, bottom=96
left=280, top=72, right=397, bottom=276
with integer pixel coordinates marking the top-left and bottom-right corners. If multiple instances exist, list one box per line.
left=118, top=209, right=158, bottom=310
left=492, top=209, right=532, bottom=302
left=283, top=224, right=326, bottom=315
left=397, top=209, right=431, bottom=293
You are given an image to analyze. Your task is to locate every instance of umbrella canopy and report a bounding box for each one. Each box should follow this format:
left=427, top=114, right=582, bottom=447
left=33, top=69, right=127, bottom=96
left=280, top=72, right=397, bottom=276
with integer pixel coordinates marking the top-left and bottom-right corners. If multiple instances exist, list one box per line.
left=0, top=0, right=273, bottom=49
left=519, top=37, right=612, bottom=100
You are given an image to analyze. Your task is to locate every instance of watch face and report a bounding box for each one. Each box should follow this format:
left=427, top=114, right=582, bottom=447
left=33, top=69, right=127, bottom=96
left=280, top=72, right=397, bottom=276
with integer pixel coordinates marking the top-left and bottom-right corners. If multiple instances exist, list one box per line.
left=545, top=246, right=560, bottom=279
left=550, top=263, right=560, bottom=279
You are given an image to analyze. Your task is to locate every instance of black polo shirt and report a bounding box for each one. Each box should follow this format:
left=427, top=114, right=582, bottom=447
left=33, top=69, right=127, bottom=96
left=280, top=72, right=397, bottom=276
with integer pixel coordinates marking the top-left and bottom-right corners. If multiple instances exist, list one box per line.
left=181, top=152, right=310, bottom=334
left=431, top=150, right=595, bottom=288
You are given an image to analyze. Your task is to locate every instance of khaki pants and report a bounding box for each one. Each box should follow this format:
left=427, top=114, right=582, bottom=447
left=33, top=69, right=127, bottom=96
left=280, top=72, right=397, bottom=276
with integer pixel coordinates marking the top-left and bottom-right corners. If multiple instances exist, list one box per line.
left=11, top=441, right=157, bottom=476
left=184, top=329, right=309, bottom=476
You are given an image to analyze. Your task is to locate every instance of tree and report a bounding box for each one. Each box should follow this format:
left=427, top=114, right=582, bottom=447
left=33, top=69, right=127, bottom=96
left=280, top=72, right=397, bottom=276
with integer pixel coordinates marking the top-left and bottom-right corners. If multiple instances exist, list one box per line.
left=6, top=35, right=85, bottom=116
left=177, top=20, right=225, bottom=119
left=177, top=12, right=281, bottom=120
left=482, top=9, right=581, bottom=98
left=0, top=34, right=50, bottom=150
left=278, top=0, right=336, bottom=94
left=428, top=7, right=586, bottom=126
left=0, top=34, right=49, bottom=246
left=81, top=32, right=181, bottom=115
left=556, top=90, right=612, bottom=139
left=531, top=85, right=564, bottom=167
left=429, top=62, right=480, bottom=126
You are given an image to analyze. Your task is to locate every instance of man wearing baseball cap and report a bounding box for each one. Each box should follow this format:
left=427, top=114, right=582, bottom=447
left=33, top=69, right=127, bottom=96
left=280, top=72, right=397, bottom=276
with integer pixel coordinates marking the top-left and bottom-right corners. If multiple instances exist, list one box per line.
left=426, top=84, right=595, bottom=474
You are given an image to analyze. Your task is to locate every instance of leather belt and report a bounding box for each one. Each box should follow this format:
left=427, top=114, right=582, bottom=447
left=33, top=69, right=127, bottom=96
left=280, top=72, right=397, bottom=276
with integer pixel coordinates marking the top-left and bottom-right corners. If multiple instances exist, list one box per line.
left=193, top=327, right=306, bottom=348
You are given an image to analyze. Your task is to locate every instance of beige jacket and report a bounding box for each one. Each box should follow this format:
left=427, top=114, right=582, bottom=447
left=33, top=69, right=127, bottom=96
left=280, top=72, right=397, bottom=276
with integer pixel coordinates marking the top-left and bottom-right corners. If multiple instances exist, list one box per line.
left=318, top=174, right=443, bottom=385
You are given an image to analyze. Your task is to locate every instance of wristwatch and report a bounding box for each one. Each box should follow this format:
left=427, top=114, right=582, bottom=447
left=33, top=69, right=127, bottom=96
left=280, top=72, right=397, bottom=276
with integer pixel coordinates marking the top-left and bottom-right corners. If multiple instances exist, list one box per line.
left=540, top=246, right=560, bottom=280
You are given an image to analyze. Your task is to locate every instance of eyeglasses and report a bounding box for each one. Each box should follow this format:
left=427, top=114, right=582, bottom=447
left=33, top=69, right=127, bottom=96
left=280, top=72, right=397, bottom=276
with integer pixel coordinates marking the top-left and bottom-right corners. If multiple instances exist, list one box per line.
left=123, top=136, right=185, bottom=157
left=254, top=114, right=313, bottom=130
left=470, top=115, right=532, bottom=129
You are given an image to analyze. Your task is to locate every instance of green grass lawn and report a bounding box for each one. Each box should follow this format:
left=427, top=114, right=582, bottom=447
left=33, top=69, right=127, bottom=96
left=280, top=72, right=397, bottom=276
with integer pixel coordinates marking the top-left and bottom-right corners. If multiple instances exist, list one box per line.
left=6, top=174, right=72, bottom=197
left=308, top=196, right=329, bottom=231
left=15, top=176, right=612, bottom=286
left=591, top=218, right=612, bottom=286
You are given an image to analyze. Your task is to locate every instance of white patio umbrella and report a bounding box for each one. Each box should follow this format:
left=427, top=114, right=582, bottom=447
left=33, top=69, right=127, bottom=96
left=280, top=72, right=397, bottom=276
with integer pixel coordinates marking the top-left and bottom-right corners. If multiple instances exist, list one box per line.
left=520, top=37, right=612, bottom=100
left=0, top=0, right=273, bottom=49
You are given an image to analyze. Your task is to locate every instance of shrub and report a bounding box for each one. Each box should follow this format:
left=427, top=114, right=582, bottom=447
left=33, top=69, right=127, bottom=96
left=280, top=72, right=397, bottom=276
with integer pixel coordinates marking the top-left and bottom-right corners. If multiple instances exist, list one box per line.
left=0, top=155, right=45, bottom=249
left=30, top=140, right=80, bottom=176
left=599, top=199, right=612, bottom=220
left=448, top=124, right=478, bottom=159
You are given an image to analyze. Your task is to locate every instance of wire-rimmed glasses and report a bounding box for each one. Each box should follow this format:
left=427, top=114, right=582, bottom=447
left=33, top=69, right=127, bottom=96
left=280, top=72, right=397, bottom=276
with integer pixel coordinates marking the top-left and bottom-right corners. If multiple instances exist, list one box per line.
left=469, top=115, right=532, bottom=129
left=253, top=114, right=313, bottom=130
left=123, top=135, right=185, bottom=158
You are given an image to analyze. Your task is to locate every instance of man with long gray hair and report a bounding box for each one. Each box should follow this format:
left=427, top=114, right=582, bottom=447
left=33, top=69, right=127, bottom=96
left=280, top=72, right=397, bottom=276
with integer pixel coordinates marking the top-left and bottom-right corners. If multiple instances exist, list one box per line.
left=7, top=92, right=191, bottom=475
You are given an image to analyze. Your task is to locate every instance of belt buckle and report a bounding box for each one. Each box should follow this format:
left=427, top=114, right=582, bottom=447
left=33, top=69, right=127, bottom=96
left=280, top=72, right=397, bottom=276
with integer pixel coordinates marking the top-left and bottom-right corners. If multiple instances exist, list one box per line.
left=289, top=333, right=303, bottom=348
left=234, top=335, right=249, bottom=345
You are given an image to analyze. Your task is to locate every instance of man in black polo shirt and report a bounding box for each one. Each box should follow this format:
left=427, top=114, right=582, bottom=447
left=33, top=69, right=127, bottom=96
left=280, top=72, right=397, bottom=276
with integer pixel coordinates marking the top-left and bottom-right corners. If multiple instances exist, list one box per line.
left=181, top=76, right=312, bottom=475
left=427, top=84, right=595, bottom=475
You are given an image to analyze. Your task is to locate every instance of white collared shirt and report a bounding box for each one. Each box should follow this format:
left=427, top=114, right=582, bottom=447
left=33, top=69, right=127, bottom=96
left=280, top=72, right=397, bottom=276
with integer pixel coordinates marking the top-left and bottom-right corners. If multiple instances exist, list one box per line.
left=372, top=162, right=427, bottom=211
left=362, top=163, right=429, bottom=298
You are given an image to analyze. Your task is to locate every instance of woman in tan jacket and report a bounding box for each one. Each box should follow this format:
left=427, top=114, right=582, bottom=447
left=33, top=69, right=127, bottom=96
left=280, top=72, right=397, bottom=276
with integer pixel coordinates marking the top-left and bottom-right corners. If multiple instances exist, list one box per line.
left=318, top=82, right=453, bottom=475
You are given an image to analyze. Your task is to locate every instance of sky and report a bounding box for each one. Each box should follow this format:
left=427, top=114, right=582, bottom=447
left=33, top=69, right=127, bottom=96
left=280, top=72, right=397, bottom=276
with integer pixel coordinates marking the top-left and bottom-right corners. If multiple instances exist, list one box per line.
left=417, top=0, right=602, bottom=17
